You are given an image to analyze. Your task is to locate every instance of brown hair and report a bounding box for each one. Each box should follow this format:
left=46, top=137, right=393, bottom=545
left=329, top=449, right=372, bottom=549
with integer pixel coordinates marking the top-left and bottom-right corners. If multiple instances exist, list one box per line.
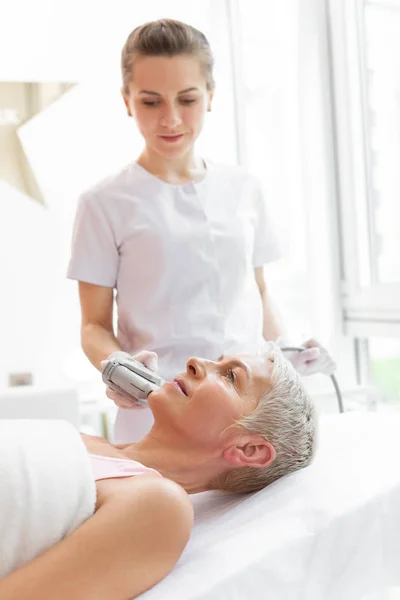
left=121, top=19, right=215, bottom=94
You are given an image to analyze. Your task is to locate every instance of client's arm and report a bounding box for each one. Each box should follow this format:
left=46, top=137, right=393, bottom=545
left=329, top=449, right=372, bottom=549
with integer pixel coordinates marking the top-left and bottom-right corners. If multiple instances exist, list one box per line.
left=0, top=476, right=193, bottom=600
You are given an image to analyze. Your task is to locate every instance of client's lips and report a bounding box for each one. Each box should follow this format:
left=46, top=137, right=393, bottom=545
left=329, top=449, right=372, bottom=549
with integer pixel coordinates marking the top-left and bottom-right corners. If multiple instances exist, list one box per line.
left=173, top=377, right=188, bottom=396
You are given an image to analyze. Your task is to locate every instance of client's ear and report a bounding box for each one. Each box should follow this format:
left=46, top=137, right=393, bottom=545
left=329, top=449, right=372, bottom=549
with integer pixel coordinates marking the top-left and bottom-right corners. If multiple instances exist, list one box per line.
left=223, top=435, right=276, bottom=469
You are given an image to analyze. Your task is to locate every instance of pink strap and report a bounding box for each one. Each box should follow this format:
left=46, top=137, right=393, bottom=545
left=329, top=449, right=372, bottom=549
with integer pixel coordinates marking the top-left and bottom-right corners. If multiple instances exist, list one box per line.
left=90, top=454, right=161, bottom=482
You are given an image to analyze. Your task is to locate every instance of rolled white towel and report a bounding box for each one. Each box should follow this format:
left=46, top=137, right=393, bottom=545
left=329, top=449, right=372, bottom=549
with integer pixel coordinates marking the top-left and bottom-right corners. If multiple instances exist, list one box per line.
left=0, top=419, right=96, bottom=578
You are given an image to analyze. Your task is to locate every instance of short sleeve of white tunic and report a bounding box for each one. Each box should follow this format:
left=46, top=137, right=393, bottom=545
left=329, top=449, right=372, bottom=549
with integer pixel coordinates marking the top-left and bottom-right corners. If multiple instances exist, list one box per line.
left=67, top=191, right=119, bottom=287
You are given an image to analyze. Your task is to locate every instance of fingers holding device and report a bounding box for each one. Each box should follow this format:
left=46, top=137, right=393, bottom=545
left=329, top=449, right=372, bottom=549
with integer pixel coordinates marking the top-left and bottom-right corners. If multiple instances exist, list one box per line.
left=102, top=351, right=165, bottom=409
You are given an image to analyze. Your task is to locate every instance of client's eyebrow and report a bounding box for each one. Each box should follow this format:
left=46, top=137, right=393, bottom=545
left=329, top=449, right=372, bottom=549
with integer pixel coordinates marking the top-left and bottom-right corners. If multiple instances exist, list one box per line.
left=217, top=355, right=251, bottom=383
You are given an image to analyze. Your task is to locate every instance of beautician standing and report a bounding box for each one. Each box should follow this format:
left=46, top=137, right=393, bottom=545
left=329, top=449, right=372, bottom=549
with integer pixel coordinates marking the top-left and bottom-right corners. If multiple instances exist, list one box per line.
left=68, top=19, right=335, bottom=443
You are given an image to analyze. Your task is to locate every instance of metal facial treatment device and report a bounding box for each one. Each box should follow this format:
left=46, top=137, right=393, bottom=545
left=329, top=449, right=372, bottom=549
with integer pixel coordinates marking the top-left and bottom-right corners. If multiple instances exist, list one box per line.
left=102, top=356, right=166, bottom=407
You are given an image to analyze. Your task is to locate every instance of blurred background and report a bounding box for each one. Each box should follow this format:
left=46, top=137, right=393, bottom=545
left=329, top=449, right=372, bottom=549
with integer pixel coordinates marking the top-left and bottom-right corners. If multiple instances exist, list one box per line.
left=0, top=0, right=399, bottom=432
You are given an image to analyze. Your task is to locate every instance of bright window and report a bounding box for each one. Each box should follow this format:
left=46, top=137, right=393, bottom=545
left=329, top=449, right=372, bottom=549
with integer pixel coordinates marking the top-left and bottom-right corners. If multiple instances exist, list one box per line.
left=235, top=0, right=312, bottom=340
left=363, top=1, right=400, bottom=285
left=328, top=0, right=400, bottom=406
left=370, top=338, right=400, bottom=409
left=329, top=0, right=400, bottom=335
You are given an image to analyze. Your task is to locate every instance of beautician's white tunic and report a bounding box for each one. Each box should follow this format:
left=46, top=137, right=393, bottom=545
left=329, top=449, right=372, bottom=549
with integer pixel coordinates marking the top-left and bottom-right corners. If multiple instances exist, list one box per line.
left=68, top=160, right=280, bottom=442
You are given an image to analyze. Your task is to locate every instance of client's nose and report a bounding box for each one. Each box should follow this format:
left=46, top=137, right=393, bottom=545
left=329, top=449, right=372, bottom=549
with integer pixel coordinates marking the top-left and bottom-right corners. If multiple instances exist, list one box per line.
left=186, top=357, right=207, bottom=380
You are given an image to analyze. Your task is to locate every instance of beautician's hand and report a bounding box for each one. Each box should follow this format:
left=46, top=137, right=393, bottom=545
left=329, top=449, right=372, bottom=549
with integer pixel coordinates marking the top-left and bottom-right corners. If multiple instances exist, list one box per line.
left=282, top=339, right=336, bottom=377
left=101, top=350, right=159, bottom=409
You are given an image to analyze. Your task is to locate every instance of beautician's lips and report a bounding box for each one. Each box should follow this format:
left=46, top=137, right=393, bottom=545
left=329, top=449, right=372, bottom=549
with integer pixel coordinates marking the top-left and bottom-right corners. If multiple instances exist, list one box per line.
left=172, top=377, right=188, bottom=396
left=158, top=133, right=184, bottom=142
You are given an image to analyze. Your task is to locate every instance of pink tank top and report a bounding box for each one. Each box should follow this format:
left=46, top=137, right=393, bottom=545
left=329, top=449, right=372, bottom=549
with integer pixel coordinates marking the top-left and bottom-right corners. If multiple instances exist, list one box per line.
left=90, top=454, right=162, bottom=482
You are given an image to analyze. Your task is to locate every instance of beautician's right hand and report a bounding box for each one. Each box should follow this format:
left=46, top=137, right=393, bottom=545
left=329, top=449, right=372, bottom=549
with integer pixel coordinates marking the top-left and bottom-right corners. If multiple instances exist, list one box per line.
left=101, top=350, right=159, bottom=409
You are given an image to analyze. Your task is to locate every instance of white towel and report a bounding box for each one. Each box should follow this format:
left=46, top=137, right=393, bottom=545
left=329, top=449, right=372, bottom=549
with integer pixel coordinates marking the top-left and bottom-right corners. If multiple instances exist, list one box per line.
left=0, top=419, right=96, bottom=578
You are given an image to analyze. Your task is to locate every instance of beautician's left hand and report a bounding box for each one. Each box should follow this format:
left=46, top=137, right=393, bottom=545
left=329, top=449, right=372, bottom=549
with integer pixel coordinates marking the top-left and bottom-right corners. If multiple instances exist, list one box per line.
left=285, top=339, right=337, bottom=376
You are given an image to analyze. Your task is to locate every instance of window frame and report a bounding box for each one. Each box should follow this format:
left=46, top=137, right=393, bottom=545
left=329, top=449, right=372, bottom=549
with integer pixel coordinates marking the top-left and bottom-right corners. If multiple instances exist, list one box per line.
left=327, top=0, right=400, bottom=337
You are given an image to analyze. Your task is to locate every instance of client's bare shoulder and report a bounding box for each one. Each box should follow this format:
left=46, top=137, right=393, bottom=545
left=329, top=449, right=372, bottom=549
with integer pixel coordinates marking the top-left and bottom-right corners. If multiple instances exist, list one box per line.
left=81, top=432, right=194, bottom=553
left=95, top=475, right=193, bottom=594
left=96, top=473, right=192, bottom=519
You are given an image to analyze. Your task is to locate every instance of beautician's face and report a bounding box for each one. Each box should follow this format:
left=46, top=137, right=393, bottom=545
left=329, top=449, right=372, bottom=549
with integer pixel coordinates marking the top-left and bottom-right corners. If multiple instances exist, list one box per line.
left=148, top=353, right=276, bottom=450
left=122, top=55, right=213, bottom=159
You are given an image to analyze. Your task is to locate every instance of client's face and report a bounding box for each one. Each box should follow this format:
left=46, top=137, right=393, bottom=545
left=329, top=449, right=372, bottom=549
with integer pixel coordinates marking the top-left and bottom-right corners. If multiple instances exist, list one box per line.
left=148, top=352, right=276, bottom=450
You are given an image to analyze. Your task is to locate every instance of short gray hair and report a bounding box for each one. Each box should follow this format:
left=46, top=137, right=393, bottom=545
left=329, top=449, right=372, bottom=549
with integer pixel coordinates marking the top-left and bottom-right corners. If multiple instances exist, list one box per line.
left=209, top=346, right=317, bottom=494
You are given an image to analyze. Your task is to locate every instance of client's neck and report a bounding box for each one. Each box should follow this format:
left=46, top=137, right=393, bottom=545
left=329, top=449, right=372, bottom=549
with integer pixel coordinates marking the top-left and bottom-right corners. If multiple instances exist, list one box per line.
left=119, top=432, right=225, bottom=494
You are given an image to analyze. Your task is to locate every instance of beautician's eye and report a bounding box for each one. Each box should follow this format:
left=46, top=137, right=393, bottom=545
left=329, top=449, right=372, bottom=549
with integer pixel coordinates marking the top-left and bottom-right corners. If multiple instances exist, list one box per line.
left=143, top=100, right=160, bottom=107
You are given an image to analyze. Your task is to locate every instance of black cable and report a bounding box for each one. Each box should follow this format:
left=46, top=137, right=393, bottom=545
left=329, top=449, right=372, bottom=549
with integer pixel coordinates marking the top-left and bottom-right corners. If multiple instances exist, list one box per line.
left=281, top=347, right=344, bottom=414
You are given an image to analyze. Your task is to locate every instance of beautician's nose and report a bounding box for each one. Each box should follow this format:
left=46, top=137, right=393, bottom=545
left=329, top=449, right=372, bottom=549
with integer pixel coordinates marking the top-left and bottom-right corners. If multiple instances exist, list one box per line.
left=186, top=357, right=208, bottom=380
left=160, top=101, right=182, bottom=128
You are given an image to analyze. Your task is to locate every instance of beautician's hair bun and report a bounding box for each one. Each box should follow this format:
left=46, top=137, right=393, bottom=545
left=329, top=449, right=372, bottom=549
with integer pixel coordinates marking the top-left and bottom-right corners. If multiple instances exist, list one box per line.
left=121, top=19, right=215, bottom=93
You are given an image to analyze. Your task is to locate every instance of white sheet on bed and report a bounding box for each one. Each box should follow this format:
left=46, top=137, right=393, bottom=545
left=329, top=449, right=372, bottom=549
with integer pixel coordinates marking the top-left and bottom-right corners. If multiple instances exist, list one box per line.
left=141, top=412, right=400, bottom=600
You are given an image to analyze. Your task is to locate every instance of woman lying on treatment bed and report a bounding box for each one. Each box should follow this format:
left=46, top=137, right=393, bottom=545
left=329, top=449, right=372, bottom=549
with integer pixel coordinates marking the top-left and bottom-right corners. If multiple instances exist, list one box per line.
left=0, top=347, right=316, bottom=600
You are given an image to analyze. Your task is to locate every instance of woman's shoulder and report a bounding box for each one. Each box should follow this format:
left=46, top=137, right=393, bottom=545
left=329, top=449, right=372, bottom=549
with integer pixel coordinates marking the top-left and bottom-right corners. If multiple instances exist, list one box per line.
left=96, top=473, right=193, bottom=521
left=93, top=476, right=193, bottom=595
left=77, top=162, right=145, bottom=207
